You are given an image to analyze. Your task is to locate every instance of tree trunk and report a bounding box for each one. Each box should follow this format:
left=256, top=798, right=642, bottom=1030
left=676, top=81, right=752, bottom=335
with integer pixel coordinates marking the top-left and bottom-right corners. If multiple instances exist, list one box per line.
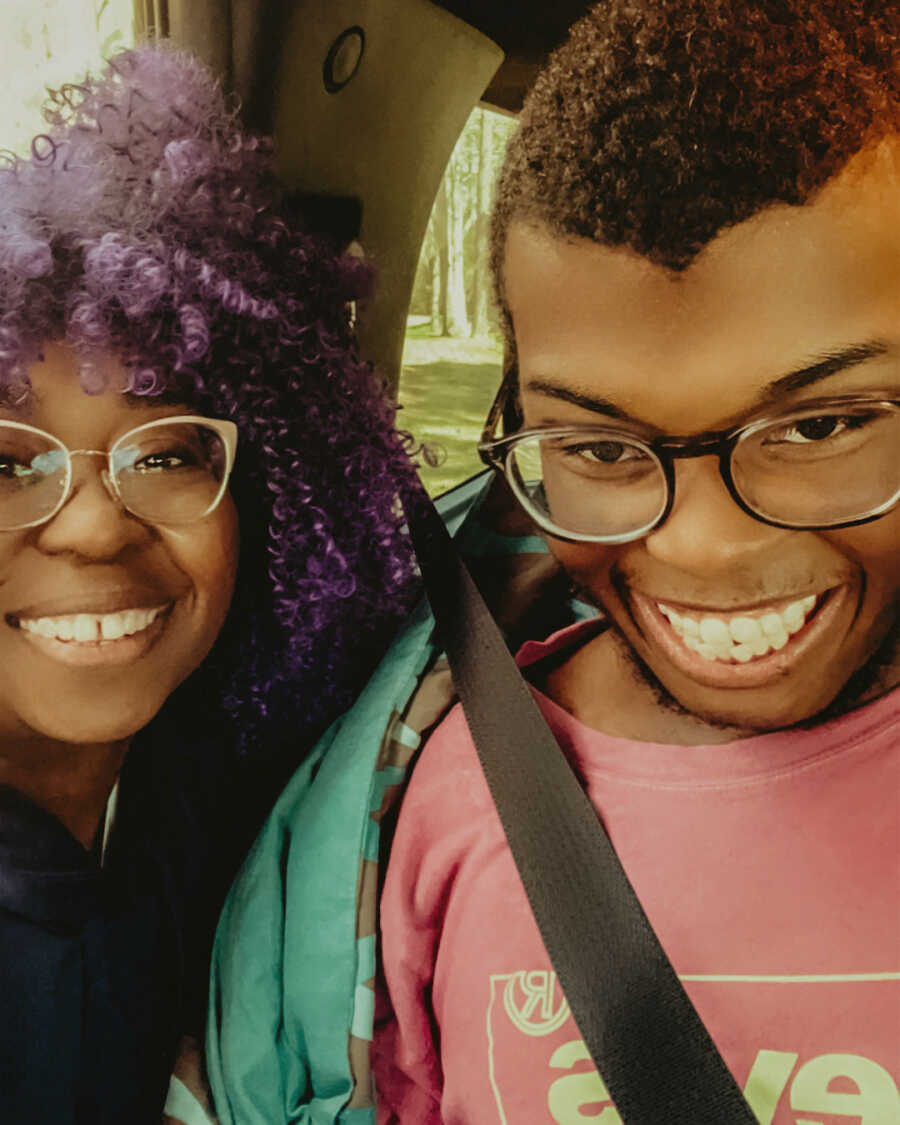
left=471, top=108, right=494, bottom=339
left=431, top=178, right=448, bottom=336
left=445, top=156, right=469, bottom=337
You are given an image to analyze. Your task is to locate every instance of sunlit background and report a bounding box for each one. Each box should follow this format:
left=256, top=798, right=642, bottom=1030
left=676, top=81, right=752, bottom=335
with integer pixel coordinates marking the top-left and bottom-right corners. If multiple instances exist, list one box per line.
left=0, top=0, right=134, bottom=154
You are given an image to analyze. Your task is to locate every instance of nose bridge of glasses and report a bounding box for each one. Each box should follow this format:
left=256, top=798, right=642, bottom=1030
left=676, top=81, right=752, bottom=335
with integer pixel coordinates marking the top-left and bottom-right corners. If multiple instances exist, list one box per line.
left=66, top=448, right=122, bottom=508
left=654, top=429, right=732, bottom=459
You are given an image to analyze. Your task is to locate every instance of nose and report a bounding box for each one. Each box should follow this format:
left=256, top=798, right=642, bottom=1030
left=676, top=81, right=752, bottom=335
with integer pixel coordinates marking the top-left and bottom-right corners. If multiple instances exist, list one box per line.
left=34, top=453, right=152, bottom=559
left=643, top=455, right=793, bottom=574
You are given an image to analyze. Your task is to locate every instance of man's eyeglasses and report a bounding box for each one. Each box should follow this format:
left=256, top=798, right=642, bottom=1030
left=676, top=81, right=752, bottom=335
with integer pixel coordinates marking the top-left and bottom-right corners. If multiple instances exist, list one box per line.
left=0, top=415, right=238, bottom=531
left=478, top=375, right=900, bottom=543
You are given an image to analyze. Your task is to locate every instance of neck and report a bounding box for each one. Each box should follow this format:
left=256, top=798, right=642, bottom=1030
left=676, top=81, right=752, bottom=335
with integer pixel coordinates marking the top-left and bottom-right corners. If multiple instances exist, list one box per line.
left=0, top=736, right=129, bottom=850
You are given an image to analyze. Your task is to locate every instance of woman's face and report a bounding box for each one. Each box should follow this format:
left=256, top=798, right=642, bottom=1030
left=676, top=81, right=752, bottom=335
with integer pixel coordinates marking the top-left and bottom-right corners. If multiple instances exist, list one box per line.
left=0, top=343, right=239, bottom=749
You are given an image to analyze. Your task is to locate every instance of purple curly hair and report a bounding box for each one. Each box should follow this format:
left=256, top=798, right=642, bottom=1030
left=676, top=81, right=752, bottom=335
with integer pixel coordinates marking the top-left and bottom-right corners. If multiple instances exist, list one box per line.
left=0, top=45, right=421, bottom=756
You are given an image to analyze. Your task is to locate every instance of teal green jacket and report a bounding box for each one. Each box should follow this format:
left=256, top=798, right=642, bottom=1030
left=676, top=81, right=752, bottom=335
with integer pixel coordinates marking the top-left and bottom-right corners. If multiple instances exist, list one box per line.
left=206, top=476, right=582, bottom=1124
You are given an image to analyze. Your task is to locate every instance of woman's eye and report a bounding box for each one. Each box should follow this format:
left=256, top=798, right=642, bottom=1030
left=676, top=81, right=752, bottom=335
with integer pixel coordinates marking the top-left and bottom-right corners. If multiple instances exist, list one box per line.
left=133, top=449, right=196, bottom=472
left=0, top=456, right=33, bottom=479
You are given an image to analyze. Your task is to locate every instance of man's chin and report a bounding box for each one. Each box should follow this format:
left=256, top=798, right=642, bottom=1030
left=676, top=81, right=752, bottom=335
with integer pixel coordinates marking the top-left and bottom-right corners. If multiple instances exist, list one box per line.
left=616, top=619, right=899, bottom=739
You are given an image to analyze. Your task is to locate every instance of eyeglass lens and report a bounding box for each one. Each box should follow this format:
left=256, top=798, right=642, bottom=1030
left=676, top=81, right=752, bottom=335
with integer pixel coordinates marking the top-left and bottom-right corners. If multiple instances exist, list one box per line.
left=505, top=401, right=900, bottom=539
left=730, top=403, right=899, bottom=527
left=0, top=420, right=229, bottom=530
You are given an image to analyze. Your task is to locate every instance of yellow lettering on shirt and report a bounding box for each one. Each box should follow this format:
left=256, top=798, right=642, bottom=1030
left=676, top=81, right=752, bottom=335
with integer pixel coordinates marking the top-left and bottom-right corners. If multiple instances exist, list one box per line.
left=791, top=1054, right=900, bottom=1122
left=544, top=1041, right=899, bottom=1124
left=547, top=1040, right=622, bottom=1124
left=743, top=1050, right=799, bottom=1124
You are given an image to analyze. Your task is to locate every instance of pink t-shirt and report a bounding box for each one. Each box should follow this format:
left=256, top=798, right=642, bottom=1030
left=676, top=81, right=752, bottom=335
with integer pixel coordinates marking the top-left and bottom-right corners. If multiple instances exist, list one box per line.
left=374, top=626, right=900, bottom=1124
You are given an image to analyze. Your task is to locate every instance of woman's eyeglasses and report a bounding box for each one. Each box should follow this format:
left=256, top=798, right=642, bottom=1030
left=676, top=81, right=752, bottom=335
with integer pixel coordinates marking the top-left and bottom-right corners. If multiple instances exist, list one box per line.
left=478, top=376, right=900, bottom=543
left=0, top=416, right=238, bottom=531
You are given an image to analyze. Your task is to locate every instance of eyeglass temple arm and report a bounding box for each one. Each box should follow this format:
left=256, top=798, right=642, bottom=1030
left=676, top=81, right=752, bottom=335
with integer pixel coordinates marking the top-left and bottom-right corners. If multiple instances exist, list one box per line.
left=480, top=366, right=522, bottom=446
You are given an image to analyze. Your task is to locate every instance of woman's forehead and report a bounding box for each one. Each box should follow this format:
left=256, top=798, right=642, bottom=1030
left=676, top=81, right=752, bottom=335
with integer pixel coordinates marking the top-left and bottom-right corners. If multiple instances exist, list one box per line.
left=1, top=345, right=191, bottom=427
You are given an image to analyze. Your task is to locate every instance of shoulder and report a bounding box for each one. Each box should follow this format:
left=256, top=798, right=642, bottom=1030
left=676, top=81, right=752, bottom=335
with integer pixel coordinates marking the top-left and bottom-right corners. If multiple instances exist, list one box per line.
left=401, top=703, right=493, bottom=818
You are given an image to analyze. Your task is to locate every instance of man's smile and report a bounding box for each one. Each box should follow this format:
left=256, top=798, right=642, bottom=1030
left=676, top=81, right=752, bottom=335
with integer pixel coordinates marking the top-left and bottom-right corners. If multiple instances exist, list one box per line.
left=655, top=593, right=819, bottom=660
left=628, top=586, right=852, bottom=690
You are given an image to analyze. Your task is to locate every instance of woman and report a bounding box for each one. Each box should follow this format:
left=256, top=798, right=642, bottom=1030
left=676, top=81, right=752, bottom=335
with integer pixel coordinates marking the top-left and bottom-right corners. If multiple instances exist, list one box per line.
left=0, top=45, right=419, bottom=1124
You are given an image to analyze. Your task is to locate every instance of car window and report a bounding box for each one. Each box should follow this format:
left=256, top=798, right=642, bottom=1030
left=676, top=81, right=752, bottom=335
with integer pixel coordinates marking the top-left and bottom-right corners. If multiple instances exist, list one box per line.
left=398, top=105, right=517, bottom=496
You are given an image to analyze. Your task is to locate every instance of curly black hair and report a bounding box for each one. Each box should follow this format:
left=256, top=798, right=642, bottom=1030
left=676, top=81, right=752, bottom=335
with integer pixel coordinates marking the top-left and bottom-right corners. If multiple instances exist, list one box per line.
left=491, top=0, right=899, bottom=327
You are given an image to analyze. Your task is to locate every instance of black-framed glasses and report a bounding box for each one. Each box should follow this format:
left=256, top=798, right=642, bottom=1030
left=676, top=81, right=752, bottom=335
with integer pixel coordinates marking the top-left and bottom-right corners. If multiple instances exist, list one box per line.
left=0, top=415, right=238, bottom=531
left=478, top=373, right=900, bottom=543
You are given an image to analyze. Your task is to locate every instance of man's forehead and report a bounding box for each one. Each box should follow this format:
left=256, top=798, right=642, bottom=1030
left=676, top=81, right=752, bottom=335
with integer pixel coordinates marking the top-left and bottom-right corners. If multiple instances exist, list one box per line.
left=505, top=161, right=900, bottom=431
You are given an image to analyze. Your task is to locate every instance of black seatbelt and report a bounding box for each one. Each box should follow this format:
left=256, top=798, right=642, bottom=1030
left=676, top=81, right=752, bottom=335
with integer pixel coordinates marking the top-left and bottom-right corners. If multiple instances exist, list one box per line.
left=406, top=491, right=759, bottom=1124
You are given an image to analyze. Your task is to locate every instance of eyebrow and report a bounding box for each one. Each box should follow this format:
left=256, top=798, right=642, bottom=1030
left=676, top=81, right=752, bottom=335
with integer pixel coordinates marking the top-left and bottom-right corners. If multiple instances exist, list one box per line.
left=120, top=390, right=189, bottom=409
left=757, top=340, right=890, bottom=401
left=523, top=339, right=893, bottom=426
left=1, top=388, right=189, bottom=416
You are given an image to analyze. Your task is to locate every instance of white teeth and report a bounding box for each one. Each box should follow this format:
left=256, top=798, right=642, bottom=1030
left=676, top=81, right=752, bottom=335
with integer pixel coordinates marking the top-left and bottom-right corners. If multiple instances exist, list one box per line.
left=656, top=595, right=820, bottom=664
left=759, top=613, right=785, bottom=637
left=101, top=614, right=129, bottom=641
left=74, top=615, right=98, bottom=643
left=782, top=601, right=807, bottom=634
left=55, top=618, right=75, bottom=641
left=18, top=606, right=163, bottom=644
left=769, top=628, right=789, bottom=651
left=749, top=635, right=770, bottom=657
left=699, top=618, right=731, bottom=647
left=729, top=617, right=762, bottom=644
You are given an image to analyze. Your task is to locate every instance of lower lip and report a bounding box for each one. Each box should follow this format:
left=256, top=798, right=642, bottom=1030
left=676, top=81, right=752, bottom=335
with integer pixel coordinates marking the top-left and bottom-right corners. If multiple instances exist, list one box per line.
left=13, top=609, right=171, bottom=668
left=629, top=588, right=848, bottom=690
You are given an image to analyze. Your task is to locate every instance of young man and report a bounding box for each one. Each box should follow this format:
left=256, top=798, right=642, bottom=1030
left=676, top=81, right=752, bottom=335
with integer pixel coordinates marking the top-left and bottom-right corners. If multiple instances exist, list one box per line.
left=208, top=2, right=898, bottom=1122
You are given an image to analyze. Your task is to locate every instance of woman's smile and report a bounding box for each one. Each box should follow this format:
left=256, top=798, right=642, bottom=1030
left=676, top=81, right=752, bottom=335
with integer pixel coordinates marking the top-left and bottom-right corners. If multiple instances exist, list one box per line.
left=9, top=601, right=173, bottom=667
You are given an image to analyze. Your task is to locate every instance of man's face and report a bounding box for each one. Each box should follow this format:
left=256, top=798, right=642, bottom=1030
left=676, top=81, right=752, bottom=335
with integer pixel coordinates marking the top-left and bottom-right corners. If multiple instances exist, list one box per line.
left=504, top=148, right=900, bottom=733
left=0, top=343, right=239, bottom=752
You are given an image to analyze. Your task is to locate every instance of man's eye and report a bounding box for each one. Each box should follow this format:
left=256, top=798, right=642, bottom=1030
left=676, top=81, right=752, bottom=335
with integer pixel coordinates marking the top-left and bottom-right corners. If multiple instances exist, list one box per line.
left=561, top=439, right=646, bottom=463
left=766, top=413, right=872, bottom=444
left=784, top=416, right=845, bottom=442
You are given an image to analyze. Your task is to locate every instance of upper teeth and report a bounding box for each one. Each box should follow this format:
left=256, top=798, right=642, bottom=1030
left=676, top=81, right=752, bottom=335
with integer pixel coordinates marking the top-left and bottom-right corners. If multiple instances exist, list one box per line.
left=657, top=596, right=818, bottom=663
left=18, top=606, right=164, bottom=643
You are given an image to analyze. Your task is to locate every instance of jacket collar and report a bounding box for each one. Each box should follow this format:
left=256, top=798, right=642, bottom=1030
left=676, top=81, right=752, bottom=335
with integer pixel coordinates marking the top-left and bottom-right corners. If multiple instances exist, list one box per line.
left=0, top=785, right=105, bottom=930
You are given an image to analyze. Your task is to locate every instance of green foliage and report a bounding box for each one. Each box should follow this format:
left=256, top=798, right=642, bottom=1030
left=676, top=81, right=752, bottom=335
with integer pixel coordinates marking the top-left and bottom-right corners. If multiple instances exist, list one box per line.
left=95, top=0, right=111, bottom=31
left=409, top=106, right=516, bottom=342
left=402, top=106, right=516, bottom=494
left=399, top=338, right=501, bottom=496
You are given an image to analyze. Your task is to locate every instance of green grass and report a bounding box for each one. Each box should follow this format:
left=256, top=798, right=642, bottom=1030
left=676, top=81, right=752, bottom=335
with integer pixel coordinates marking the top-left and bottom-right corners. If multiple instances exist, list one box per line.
left=397, top=330, right=503, bottom=495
